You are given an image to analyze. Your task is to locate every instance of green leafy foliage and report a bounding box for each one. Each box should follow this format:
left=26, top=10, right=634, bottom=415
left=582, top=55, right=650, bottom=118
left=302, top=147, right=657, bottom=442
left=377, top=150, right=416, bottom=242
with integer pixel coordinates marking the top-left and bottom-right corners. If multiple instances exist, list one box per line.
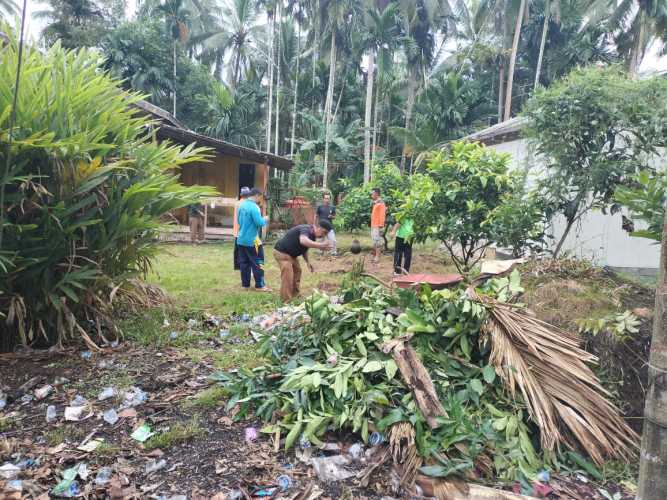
left=399, top=141, right=542, bottom=271
left=615, top=170, right=667, bottom=241
left=336, top=163, right=410, bottom=240
left=215, top=275, right=575, bottom=483
left=524, top=66, right=667, bottom=254
left=577, top=310, right=641, bottom=342
left=0, top=29, right=213, bottom=349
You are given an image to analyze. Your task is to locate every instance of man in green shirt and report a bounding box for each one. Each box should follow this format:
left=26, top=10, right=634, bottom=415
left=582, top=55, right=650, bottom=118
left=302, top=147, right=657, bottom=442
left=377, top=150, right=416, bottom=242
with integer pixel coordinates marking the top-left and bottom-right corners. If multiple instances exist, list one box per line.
left=391, top=218, right=414, bottom=275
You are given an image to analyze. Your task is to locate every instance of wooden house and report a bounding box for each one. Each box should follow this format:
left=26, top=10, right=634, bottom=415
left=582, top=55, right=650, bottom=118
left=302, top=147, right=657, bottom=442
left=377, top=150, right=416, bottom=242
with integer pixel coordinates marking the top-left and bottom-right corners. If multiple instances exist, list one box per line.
left=133, top=100, right=293, bottom=239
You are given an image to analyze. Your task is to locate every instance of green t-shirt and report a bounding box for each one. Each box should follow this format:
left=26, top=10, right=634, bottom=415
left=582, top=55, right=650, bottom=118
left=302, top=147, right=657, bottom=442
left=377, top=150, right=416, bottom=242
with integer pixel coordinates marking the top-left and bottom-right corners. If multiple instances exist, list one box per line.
left=396, top=219, right=414, bottom=241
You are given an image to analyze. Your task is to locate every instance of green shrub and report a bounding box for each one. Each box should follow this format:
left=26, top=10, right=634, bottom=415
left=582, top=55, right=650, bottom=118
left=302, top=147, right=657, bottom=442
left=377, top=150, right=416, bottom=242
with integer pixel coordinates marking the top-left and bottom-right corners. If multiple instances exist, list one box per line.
left=400, top=141, right=542, bottom=271
left=0, top=30, right=213, bottom=350
left=337, top=164, right=409, bottom=245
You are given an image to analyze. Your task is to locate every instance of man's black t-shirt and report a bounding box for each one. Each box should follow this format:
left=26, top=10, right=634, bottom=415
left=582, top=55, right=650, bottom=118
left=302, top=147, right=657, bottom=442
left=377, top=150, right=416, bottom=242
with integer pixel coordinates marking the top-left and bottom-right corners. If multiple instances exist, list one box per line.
left=275, top=224, right=316, bottom=258
left=316, top=204, right=335, bottom=223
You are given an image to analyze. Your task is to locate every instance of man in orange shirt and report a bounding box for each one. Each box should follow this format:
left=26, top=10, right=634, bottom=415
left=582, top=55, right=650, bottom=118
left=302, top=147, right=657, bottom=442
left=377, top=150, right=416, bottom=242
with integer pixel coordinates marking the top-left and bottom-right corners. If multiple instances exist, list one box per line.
left=370, top=188, right=386, bottom=264
left=233, top=187, right=250, bottom=270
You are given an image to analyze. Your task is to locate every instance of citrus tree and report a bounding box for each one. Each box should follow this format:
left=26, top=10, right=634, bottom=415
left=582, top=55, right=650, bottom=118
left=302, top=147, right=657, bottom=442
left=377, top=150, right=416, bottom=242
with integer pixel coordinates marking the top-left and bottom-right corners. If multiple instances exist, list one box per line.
left=399, top=141, right=543, bottom=272
left=0, top=30, right=213, bottom=350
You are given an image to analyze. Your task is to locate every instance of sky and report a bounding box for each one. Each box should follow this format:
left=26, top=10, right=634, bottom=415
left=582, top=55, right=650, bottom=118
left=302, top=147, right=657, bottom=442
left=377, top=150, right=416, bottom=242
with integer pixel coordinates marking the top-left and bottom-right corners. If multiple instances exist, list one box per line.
left=21, top=1, right=667, bottom=74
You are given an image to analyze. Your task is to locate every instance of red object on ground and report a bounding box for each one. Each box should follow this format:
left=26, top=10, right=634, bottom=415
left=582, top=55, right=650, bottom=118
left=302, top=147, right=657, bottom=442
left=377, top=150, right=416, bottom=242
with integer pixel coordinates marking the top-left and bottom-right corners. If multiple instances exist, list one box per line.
left=283, top=196, right=314, bottom=225
left=393, top=273, right=464, bottom=290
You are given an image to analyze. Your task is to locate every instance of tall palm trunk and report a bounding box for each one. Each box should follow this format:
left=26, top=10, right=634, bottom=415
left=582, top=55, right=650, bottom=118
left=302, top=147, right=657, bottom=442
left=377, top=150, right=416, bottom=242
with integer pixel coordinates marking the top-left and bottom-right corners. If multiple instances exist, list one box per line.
left=534, top=0, right=549, bottom=91
left=503, top=0, right=526, bottom=122
left=637, top=204, right=667, bottom=499
left=172, top=40, right=177, bottom=117
left=371, top=78, right=380, bottom=169
left=363, top=49, right=375, bottom=184
left=312, top=0, right=320, bottom=112
left=628, top=10, right=646, bottom=76
left=274, top=2, right=282, bottom=155
left=497, top=64, right=504, bottom=123
left=266, top=11, right=275, bottom=152
left=400, top=66, right=417, bottom=172
left=322, top=30, right=336, bottom=189
left=290, top=22, right=301, bottom=158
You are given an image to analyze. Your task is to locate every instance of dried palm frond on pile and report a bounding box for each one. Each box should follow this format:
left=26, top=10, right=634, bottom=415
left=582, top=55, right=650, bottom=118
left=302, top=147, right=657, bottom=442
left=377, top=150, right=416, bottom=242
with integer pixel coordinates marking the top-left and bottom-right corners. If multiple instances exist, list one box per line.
left=388, top=422, right=422, bottom=489
left=471, top=289, right=638, bottom=464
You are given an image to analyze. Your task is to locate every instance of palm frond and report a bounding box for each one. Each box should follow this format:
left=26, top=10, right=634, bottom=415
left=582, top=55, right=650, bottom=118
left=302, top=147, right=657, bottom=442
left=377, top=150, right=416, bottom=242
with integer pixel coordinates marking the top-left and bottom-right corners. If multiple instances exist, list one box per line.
left=473, top=290, right=638, bottom=464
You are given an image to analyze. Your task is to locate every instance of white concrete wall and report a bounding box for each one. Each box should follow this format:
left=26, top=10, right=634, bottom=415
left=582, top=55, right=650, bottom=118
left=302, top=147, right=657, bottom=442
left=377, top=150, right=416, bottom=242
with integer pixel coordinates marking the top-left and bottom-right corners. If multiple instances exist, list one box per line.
left=486, top=138, right=661, bottom=270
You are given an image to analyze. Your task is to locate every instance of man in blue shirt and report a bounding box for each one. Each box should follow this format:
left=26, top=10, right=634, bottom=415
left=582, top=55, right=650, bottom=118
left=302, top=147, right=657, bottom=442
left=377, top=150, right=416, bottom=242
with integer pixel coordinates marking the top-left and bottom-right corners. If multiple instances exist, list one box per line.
left=236, top=188, right=270, bottom=291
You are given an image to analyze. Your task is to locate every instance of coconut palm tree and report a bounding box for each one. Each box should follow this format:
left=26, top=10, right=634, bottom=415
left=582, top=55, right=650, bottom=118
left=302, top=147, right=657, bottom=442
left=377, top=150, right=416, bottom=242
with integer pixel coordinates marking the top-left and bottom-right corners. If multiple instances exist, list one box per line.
left=362, top=1, right=399, bottom=183
left=534, top=0, right=560, bottom=90
left=157, top=0, right=191, bottom=117
left=586, top=0, right=667, bottom=74
left=0, top=0, right=17, bottom=19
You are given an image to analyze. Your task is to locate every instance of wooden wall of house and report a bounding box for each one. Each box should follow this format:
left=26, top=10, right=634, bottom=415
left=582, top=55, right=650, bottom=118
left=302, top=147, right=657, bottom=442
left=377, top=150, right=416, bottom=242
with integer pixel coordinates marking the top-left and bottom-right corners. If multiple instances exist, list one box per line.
left=175, top=153, right=270, bottom=226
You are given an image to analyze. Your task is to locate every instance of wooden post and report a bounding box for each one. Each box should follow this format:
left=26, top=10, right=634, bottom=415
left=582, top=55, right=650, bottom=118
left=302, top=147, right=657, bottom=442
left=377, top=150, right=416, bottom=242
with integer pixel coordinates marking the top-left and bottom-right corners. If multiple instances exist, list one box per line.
left=638, top=205, right=667, bottom=499
left=260, top=162, right=269, bottom=239
left=203, top=203, right=208, bottom=240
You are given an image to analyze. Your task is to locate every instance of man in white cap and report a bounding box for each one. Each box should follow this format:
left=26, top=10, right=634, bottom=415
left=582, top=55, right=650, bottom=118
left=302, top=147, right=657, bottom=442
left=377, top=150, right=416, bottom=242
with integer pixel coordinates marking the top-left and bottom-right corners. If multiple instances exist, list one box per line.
left=233, top=187, right=251, bottom=271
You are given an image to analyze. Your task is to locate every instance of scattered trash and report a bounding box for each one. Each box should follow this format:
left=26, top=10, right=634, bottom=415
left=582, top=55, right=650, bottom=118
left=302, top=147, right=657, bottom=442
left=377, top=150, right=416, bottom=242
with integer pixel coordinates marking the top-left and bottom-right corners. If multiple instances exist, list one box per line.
left=163, top=318, right=170, bottom=327
left=310, top=455, right=355, bottom=482
left=187, top=318, right=198, bottom=328
left=252, top=487, right=277, bottom=497
left=52, top=466, right=81, bottom=497
left=46, top=405, right=57, bottom=423
left=20, top=393, right=34, bottom=404
left=118, top=408, right=138, bottom=418
left=94, top=467, right=113, bottom=486
left=15, top=459, right=36, bottom=470
left=299, top=436, right=312, bottom=449
left=219, top=329, right=230, bottom=339
left=369, top=432, right=384, bottom=446
left=5, top=479, right=22, bottom=492
left=131, top=423, right=154, bottom=442
left=122, top=387, right=148, bottom=408
left=77, top=463, right=89, bottom=480
left=103, top=408, right=119, bottom=425
left=276, top=475, right=292, bottom=492
left=0, top=393, right=6, bottom=410
left=240, top=313, right=250, bottom=322
left=71, top=395, right=87, bottom=407
left=347, top=443, right=364, bottom=461
left=64, top=406, right=85, bottom=421
left=145, top=459, right=167, bottom=475
left=54, top=376, right=69, bottom=386
left=110, top=340, right=119, bottom=348
left=80, top=351, right=93, bottom=360
left=245, top=427, right=258, bottom=443
left=98, top=387, right=116, bottom=401
left=533, top=482, right=553, bottom=497
left=537, top=470, right=550, bottom=483
left=170, top=331, right=179, bottom=340
left=0, top=463, right=21, bottom=479
left=227, top=490, right=244, bottom=500
left=34, top=384, right=53, bottom=400
left=77, top=438, right=104, bottom=452
left=327, top=353, right=337, bottom=366
left=204, top=314, right=222, bottom=327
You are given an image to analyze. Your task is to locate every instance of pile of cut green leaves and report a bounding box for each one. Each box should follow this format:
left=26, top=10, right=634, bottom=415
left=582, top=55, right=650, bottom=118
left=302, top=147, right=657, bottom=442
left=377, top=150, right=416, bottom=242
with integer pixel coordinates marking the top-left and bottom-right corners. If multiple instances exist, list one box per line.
left=214, top=272, right=637, bottom=485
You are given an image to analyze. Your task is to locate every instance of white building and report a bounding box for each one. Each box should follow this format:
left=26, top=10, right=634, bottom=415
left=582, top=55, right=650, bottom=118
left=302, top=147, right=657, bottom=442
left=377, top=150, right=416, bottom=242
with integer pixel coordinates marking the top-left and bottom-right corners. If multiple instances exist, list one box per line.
left=465, top=117, right=660, bottom=274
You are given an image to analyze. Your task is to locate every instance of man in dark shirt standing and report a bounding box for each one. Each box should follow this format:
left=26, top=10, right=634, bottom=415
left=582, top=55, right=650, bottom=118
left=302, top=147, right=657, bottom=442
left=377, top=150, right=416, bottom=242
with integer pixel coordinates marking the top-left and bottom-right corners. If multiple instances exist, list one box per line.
left=315, top=193, right=337, bottom=256
left=273, top=221, right=332, bottom=302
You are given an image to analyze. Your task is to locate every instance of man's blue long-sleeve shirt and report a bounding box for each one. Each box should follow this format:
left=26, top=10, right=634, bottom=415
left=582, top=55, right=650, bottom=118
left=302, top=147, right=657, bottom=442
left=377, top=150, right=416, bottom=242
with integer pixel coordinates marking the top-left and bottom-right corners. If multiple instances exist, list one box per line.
left=236, top=199, right=266, bottom=246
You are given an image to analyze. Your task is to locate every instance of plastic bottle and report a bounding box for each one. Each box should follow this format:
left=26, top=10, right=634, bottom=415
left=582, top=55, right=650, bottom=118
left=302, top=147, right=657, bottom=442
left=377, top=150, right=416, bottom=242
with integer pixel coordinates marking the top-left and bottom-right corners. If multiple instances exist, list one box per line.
left=98, top=387, right=115, bottom=401
left=46, top=405, right=57, bottom=423
left=276, top=475, right=292, bottom=492
left=103, top=408, right=119, bottom=425
left=94, top=467, right=113, bottom=486
left=369, top=432, right=384, bottom=446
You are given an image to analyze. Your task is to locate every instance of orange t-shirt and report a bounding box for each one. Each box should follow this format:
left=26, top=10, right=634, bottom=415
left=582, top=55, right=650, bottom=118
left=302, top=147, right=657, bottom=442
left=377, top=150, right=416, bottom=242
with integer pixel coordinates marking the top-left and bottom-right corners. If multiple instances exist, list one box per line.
left=371, top=200, right=386, bottom=228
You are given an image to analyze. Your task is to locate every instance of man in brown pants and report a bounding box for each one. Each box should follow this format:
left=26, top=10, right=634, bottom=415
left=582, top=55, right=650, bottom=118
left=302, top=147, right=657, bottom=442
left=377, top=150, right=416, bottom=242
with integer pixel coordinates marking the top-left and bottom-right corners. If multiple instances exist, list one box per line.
left=188, top=203, right=205, bottom=243
left=273, top=220, right=332, bottom=302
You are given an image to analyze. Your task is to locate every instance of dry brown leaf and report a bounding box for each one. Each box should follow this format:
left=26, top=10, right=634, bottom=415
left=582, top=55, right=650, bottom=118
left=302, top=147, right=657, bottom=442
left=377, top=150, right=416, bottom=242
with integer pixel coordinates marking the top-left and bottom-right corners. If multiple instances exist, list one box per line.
left=472, top=290, right=638, bottom=465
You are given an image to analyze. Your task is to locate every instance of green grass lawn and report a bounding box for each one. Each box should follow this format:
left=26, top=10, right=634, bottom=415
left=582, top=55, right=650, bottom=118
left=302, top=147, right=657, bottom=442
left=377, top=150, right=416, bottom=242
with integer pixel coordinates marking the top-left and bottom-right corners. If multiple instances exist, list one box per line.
left=117, top=232, right=454, bottom=369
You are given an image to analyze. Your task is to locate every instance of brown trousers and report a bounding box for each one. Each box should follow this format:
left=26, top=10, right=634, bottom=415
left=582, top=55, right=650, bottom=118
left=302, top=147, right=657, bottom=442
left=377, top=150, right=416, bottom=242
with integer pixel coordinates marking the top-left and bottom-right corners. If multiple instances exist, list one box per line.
left=273, top=249, right=302, bottom=302
left=189, top=215, right=204, bottom=242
